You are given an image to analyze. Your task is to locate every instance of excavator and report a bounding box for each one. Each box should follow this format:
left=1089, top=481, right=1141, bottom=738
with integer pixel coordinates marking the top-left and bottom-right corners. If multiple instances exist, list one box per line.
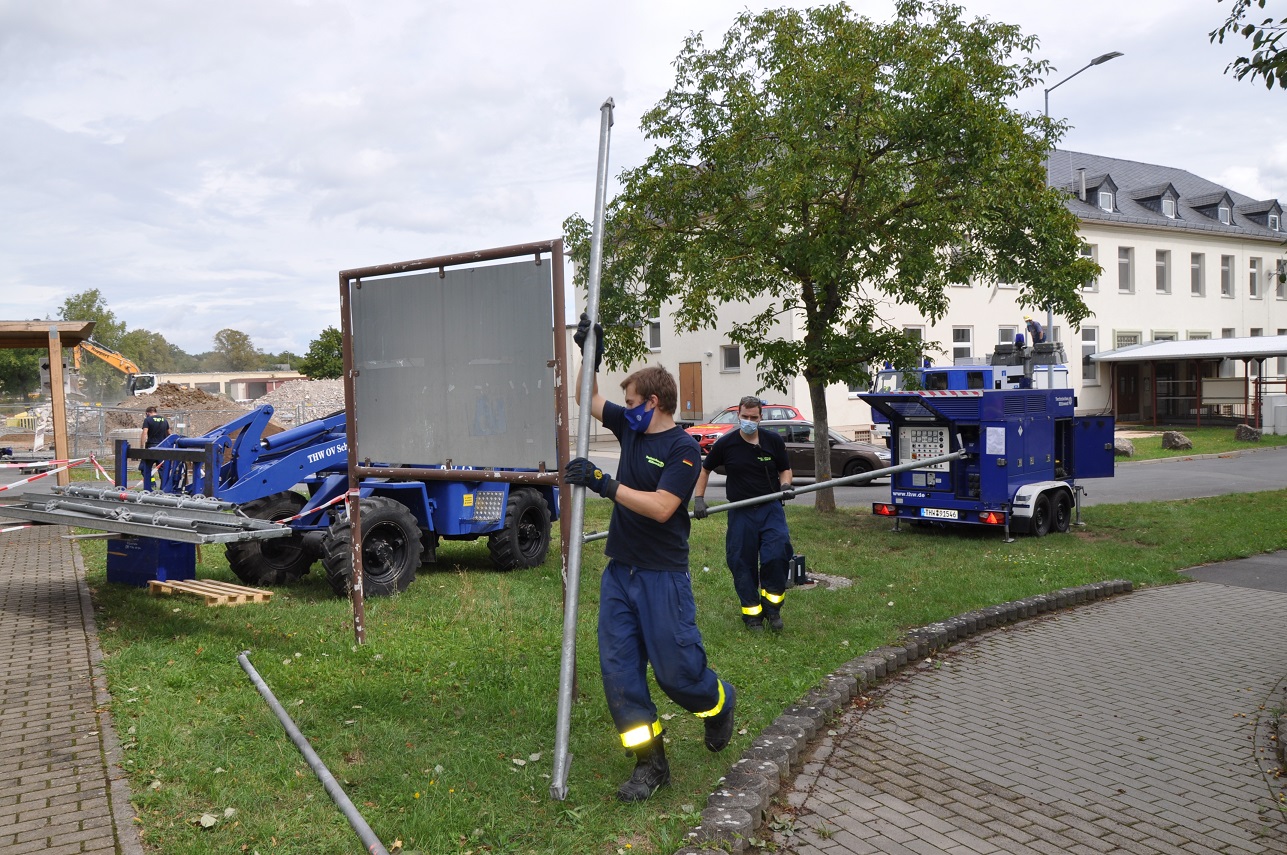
left=73, top=339, right=158, bottom=396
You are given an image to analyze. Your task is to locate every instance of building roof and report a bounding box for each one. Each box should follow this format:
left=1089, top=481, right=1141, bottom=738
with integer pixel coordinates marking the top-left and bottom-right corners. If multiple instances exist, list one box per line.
left=1092, top=335, right=1287, bottom=363
left=1047, top=150, right=1287, bottom=243
left=0, top=321, right=96, bottom=350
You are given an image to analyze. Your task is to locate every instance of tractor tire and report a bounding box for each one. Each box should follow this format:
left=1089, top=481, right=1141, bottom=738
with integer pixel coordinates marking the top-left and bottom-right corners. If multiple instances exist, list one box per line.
left=1052, top=490, right=1073, bottom=534
left=487, top=488, right=551, bottom=570
left=322, top=497, right=423, bottom=597
left=1030, top=493, right=1053, bottom=538
left=225, top=492, right=314, bottom=586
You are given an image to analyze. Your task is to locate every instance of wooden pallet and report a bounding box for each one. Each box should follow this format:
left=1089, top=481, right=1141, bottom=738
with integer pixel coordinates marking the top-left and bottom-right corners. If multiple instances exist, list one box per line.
left=147, top=579, right=273, bottom=606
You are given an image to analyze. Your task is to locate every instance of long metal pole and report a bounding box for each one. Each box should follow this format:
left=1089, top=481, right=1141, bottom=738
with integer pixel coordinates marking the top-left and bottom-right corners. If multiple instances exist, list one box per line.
left=581, top=450, right=968, bottom=543
left=551, top=97, right=614, bottom=802
left=237, top=652, right=390, bottom=855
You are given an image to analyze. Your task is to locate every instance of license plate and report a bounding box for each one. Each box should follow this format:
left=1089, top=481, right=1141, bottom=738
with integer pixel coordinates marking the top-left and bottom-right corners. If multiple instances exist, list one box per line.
left=920, top=508, right=958, bottom=520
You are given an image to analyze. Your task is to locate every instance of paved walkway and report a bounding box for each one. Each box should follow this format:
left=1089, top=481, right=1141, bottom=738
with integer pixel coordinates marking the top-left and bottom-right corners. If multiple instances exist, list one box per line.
left=774, top=582, right=1287, bottom=855
left=0, top=525, right=142, bottom=855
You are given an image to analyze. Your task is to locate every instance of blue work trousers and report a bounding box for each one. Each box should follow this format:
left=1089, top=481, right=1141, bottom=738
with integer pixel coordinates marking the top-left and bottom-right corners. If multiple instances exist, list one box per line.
left=598, top=560, right=723, bottom=737
left=726, top=501, right=791, bottom=616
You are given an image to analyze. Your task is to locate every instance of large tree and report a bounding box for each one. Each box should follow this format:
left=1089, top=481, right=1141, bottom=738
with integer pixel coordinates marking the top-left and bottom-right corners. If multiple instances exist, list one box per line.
left=1211, top=0, right=1287, bottom=89
left=298, top=326, right=344, bottom=379
left=566, top=1, right=1094, bottom=510
left=118, top=329, right=180, bottom=373
left=211, top=328, right=262, bottom=371
left=58, top=289, right=129, bottom=399
left=0, top=350, right=42, bottom=399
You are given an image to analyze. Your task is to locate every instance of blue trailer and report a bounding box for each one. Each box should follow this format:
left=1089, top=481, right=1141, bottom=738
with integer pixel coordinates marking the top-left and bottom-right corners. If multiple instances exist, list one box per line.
left=114, top=404, right=559, bottom=595
left=859, top=388, right=1115, bottom=538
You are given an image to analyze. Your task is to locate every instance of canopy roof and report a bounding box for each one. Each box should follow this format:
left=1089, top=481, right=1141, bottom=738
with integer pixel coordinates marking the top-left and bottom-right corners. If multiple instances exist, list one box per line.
left=0, top=321, right=96, bottom=349
left=1092, top=335, right=1287, bottom=363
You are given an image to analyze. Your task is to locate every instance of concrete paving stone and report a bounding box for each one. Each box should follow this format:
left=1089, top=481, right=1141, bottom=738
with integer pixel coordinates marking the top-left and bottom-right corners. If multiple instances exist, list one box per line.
left=826, top=829, right=883, bottom=853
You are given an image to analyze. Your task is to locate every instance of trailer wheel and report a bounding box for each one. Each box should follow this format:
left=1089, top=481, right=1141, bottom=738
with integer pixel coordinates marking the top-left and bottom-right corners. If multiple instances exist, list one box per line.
left=487, top=488, right=551, bottom=570
left=1052, top=491, right=1073, bottom=534
left=1030, top=494, right=1053, bottom=537
left=226, top=492, right=314, bottom=586
left=322, top=497, right=423, bottom=597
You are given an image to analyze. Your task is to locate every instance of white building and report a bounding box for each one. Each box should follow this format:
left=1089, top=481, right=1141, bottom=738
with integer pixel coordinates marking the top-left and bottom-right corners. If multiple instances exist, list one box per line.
left=573, top=150, right=1287, bottom=435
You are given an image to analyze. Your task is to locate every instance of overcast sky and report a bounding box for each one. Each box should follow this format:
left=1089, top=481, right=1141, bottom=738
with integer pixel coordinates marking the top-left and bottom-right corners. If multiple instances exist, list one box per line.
left=2, top=0, right=1282, bottom=356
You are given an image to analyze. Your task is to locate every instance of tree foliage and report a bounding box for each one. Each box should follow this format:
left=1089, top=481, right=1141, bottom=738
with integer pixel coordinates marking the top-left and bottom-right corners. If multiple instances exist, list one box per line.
left=0, top=349, right=42, bottom=399
left=58, top=288, right=129, bottom=396
left=211, top=328, right=263, bottom=371
left=299, top=327, right=344, bottom=379
left=565, top=1, right=1094, bottom=509
left=118, top=329, right=180, bottom=373
left=1211, top=0, right=1287, bottom=89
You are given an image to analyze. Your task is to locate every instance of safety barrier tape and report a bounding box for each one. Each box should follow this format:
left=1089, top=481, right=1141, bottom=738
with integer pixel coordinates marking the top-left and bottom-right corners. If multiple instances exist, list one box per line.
left=276, top=490, right=350, bottom=524
left=0, top=458, right=82, bottom=469
left=0, top=458, right=91, bottom=493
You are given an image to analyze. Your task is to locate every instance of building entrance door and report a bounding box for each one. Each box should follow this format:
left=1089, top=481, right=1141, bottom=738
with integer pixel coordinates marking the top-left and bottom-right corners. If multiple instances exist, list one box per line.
left=1116, top=364, right=1141, bottom=420
left=678, top=362, right=703, bottom=422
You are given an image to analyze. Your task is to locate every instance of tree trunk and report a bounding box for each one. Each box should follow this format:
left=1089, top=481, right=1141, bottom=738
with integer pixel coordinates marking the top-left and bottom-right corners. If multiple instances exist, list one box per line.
left=809, top=377, right=835, bottom=512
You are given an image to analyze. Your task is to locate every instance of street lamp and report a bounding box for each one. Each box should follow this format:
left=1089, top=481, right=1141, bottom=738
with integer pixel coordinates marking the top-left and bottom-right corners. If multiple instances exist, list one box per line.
left=1040, top=50, right=1123, bottom=386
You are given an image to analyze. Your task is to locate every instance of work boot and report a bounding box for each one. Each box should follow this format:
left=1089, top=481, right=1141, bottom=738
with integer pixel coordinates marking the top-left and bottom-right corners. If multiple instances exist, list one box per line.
left=616, top=736, right=670, bottom=802
left=766, top=613, right=784, bottom=632
left=743, top=616, right=765, bottom=632
left=704, top=681, right=737, bottom=752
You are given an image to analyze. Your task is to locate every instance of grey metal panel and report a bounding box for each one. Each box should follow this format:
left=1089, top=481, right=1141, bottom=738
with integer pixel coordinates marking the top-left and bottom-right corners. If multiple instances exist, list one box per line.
left=350, top=260, right=556, bottom=468
left=0, top=505, right=295, bottom=544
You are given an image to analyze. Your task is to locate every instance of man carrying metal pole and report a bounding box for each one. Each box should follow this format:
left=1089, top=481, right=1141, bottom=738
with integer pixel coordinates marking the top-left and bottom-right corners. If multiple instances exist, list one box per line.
left=564, top=347, right=737, bottom=802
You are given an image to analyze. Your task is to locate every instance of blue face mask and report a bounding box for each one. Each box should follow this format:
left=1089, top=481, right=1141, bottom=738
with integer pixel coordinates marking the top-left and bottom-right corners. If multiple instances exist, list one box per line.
left=739, top=419, right=758, bottom=436
left=624, top=400, right=654, bottom=433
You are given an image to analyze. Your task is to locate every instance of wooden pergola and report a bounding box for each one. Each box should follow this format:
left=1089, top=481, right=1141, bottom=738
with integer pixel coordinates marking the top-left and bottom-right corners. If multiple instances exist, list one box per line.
left=0, top=321, right=96, bottom=486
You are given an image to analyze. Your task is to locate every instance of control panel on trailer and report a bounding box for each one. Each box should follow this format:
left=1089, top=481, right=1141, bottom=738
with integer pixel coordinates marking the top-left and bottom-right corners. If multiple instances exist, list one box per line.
left=859, top=388, right=1115, bottom=538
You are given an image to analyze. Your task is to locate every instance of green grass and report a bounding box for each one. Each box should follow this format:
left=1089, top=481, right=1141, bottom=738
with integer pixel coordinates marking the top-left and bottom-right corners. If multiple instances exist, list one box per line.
left=82, top=486, right=1287, bottom=855
left=1118, top=424, right=1287, bottom=459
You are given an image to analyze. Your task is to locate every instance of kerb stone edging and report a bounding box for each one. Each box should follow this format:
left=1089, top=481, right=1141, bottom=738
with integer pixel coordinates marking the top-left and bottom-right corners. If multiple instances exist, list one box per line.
left=671, top=578, right=1135, bottom=854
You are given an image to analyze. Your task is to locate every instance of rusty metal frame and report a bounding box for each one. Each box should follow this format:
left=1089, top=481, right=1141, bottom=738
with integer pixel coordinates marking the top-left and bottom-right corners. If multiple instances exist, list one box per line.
left=337, top=240, right=570, bottom=644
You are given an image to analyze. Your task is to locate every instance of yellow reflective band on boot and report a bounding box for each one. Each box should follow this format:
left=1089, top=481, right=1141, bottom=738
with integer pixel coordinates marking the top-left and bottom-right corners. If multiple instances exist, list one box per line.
left=741, top=603, right=763, bottom=616
left=761, top=589, right=785, bottom=605
left=620, top=720, right=663, bottom=748
left=694, top=680, right=726, bottom=718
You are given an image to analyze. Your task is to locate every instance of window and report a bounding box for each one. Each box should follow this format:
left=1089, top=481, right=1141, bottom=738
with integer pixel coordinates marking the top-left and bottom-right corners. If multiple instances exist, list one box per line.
left=1271, top=213, right=1281, bottom=231
left=1278, top=329, right=1286, bottom=376
left=1152, top=331, right=1177, bottom=342
left=1222, top=328, right=1236, bottom=338
left=1219, top=205, right=1231, bottom=224
left=1188, top=331, right=1210, bottom=340
left=1279, top=261, right=1287, bottom=299
left=646, top=317, right=661, bottom=351
left=998, top=326, right=1018, bottom=345
left=1191, top=253, right=1205, bottom=296
left=1155, top=250, right=1171, bottom=294
left=1080, top=244, right=1098, bottom=291
left=1115, top=331, right=1141, bottom=349
left=1099, top=190, right=1114, bottom=212
left=1251, top=328, right=1264, bottom=376
left=1081, top=327, right=1098, bottom=383
left=1250, top=258, right=1263, bottom=299
left=995, top=273, right=1018, bottom=290
left=1221, top=255, right=1235, bottom=296
left=1118, top=247, right=1134, bottom=293
left=1162, top=198, right=1177, bottom=218
left=952, top=327, right=972, bottom=360
left=720, top=345, right=740, bottom=372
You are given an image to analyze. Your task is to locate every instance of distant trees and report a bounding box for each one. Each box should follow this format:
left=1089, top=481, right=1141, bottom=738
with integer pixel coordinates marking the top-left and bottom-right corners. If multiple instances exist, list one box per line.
left=299, top=327, right=343, bottom=379
left=211, top=328, right=263, bottom=371
left=0, top=350, right=41, bottom=398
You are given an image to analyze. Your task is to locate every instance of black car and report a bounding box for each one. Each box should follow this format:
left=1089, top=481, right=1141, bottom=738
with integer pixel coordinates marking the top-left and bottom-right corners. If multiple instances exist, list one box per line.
left=758, top=419, right=892, bottom=479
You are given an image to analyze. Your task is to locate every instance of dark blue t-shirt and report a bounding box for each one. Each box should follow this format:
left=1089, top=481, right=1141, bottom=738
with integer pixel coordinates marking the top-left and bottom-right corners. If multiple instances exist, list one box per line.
left=603, top=401, right=702, bottom=572
left=703, top=427, right=790, bottom=503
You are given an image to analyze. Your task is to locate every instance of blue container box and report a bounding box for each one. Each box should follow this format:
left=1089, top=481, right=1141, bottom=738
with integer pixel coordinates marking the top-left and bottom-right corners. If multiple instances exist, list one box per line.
left=106, top=537, right=197, bottom=587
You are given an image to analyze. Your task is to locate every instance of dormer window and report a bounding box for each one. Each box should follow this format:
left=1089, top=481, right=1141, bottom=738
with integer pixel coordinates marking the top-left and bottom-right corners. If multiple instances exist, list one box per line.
left=1162, top=198, right=1176, bottom=218
left=1219, top=205, right=1231, bottom=224
left=1099, top=191, right=1114, bottom=212
left=1271, top=214, right=1281, bottom=231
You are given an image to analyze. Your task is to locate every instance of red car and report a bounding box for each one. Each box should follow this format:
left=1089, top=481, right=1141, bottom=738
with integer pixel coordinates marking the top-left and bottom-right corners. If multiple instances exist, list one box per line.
left=685, top=403, right=805, bottom=454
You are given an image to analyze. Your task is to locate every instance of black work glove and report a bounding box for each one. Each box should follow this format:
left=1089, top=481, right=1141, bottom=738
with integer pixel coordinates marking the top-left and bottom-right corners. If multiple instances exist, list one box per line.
left=573, top=312, right=604, bottom=373
left=693, top=496, right=709, bottom=520
left=779, top=485, right=795, bottom=503
left=565, top=457, right=618, bottom=500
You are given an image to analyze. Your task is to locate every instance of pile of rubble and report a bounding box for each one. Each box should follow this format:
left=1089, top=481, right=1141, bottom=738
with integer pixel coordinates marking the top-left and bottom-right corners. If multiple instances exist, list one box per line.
left=255, top=379, right=346, bottom=421
left=108, top=385, right=261, bottom=436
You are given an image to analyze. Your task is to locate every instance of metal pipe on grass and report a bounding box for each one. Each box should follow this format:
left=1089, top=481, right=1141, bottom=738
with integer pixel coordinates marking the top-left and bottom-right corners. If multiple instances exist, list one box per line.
left=237, top=651, right=389, bottom=855
left=551, top=97, right=615, bottom=802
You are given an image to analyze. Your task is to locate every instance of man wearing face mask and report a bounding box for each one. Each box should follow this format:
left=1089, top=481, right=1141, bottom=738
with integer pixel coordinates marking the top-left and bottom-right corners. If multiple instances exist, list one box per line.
left=692, top=396, right=793, bottom=632
left=564, top=313, right=737, bottom=803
